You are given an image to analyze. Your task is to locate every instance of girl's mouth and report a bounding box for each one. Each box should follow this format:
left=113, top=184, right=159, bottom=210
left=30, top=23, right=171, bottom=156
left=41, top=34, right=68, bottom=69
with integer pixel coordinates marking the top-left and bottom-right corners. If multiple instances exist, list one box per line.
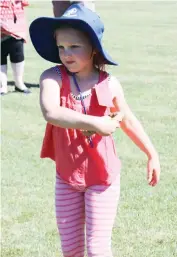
left=66, top=61, right=75, bottom=64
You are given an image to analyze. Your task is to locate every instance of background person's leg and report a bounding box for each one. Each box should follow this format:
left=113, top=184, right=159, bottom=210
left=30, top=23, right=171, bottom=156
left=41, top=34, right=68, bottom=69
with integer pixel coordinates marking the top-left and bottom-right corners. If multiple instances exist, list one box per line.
left=52, top=1, right=71, bottom=17
left=10, top=38, right=30, bottom=93
left=55, top=174, right=85, bottom=257
left=0, top=64, right=8, bottom=94
left=85, top=175, right=120, bottom=257
left=82, top=1, right=95, bottom=11
left=52, top=0, right=95, bottom=17
left=0, top=39, right=9, bottom=94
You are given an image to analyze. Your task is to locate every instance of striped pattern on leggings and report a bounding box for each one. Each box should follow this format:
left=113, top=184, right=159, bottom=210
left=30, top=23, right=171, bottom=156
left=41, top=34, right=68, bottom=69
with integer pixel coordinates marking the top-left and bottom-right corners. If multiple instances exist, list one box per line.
left=55, top=174, right=120, bottom=257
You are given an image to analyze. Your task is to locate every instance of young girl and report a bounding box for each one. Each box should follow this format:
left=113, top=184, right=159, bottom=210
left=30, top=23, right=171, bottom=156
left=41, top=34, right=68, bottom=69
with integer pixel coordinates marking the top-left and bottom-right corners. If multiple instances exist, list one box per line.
left=30, top=4, right=160, bottom=257
left=0, top=0, right=30, bottom=94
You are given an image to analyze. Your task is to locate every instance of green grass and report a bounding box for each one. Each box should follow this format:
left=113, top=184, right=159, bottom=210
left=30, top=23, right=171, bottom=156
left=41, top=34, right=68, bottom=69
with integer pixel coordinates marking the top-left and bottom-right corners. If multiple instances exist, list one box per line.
left=1, top=2, right=177, bottom=257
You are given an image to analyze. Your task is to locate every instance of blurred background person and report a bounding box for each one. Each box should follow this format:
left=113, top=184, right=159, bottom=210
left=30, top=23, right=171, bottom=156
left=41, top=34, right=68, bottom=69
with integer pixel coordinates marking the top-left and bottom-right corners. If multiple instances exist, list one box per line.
left=0, top=0, right=30, bottom=95
left=52, top=0, right=95, bottom=17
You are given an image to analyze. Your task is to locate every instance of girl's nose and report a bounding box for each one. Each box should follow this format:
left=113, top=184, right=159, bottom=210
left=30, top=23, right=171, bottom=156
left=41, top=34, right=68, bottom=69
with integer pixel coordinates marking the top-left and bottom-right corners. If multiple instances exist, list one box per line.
left=63, top=48, right=72, bottom=58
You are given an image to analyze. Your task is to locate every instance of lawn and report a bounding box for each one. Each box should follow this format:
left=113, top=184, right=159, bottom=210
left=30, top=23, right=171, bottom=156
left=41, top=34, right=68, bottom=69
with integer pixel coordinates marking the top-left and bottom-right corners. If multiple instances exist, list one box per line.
left=1, top=2, right=177, bottom=257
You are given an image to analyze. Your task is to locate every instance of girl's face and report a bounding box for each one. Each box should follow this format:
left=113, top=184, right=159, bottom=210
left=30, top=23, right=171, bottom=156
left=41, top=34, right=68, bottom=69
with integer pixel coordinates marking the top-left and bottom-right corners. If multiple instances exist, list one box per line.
left=55, top=28, right=94, bottom=73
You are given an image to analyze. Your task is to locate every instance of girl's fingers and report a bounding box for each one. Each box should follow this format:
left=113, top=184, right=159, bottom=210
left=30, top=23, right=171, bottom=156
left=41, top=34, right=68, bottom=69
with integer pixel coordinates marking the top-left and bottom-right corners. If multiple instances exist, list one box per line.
left=148, top=170, right=153, bottom=183
left=109, top=112, right=117, bottom=118
left=110, top=112, right=123, bottom=122
left=82, top=130, right=95, bottom=136
left=148, top=170, right=158, bottom=186
left=116, top=112, right=124, bottom=121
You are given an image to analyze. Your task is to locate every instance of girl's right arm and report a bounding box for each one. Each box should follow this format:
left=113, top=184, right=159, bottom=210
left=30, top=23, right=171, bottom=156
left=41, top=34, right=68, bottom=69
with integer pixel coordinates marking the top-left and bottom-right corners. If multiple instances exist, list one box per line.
left=39, top=68, right=119, bottom=135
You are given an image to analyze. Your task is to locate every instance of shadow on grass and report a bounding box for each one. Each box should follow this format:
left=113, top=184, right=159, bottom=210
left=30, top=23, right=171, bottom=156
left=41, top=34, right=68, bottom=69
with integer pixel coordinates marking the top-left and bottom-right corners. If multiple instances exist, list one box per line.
left=8, top=81, right=39, bottom=88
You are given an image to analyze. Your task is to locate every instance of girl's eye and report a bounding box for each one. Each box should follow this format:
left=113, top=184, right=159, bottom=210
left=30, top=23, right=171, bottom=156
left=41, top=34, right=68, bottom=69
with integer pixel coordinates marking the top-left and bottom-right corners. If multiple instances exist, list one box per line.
left=58, top=46, right=64, bottom=50
left=71, top=45, right=80, bottom=49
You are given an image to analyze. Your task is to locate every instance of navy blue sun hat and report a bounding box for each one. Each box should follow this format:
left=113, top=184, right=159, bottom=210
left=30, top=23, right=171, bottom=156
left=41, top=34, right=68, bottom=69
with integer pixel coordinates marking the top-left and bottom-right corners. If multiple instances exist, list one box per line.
left=29, top=3, right=118, bottom=66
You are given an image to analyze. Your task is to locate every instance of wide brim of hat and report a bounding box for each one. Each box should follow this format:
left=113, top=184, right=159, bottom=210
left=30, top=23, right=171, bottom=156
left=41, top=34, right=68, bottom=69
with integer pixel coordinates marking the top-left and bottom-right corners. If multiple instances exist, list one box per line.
left=29, top=16, right=118, bottom=66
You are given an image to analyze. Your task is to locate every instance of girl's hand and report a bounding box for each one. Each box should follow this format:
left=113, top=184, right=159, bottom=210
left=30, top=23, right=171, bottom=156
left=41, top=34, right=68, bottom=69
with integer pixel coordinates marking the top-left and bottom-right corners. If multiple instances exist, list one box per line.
left=147, top=154, right=161, bottom=186
left=81, top=112, right=123, bottom=137
left=81, top=130, right=95, bottom=137
left=95, top=114, right=122, bottom=136
left=109, top=111, right=124, bottom=122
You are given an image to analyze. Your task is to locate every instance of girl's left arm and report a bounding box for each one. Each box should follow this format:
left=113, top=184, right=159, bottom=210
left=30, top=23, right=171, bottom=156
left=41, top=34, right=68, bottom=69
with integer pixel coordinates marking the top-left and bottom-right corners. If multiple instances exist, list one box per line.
left=109, top=76, right=161, bottom=186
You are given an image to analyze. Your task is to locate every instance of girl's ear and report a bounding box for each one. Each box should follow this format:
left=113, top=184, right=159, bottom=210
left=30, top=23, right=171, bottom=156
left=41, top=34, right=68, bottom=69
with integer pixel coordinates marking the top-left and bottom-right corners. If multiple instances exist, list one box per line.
left=90, top=49, right=96, bottom=59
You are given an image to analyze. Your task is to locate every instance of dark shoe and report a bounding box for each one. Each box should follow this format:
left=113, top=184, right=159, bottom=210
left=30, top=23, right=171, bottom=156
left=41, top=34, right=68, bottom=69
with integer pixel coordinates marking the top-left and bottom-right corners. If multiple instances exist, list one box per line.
left=15, top=86, right=31, bottom=94
left=1, top=92, right=7, bottom=96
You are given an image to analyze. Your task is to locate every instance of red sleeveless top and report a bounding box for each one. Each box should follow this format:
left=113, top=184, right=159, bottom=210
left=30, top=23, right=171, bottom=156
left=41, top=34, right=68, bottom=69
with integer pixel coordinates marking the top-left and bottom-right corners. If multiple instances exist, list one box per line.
left=41, top=65, right=121, bottom=188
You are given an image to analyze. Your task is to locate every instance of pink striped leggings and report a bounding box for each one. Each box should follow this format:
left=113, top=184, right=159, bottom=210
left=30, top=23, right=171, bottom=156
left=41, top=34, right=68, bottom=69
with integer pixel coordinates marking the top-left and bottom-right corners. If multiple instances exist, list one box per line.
left=55, top=174, right=120, bottom=257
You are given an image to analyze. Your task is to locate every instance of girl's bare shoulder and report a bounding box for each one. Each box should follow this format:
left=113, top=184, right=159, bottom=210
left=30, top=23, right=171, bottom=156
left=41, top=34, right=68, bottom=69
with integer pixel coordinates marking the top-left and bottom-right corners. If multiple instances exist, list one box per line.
left=40, top=66, right=62, bottom=88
